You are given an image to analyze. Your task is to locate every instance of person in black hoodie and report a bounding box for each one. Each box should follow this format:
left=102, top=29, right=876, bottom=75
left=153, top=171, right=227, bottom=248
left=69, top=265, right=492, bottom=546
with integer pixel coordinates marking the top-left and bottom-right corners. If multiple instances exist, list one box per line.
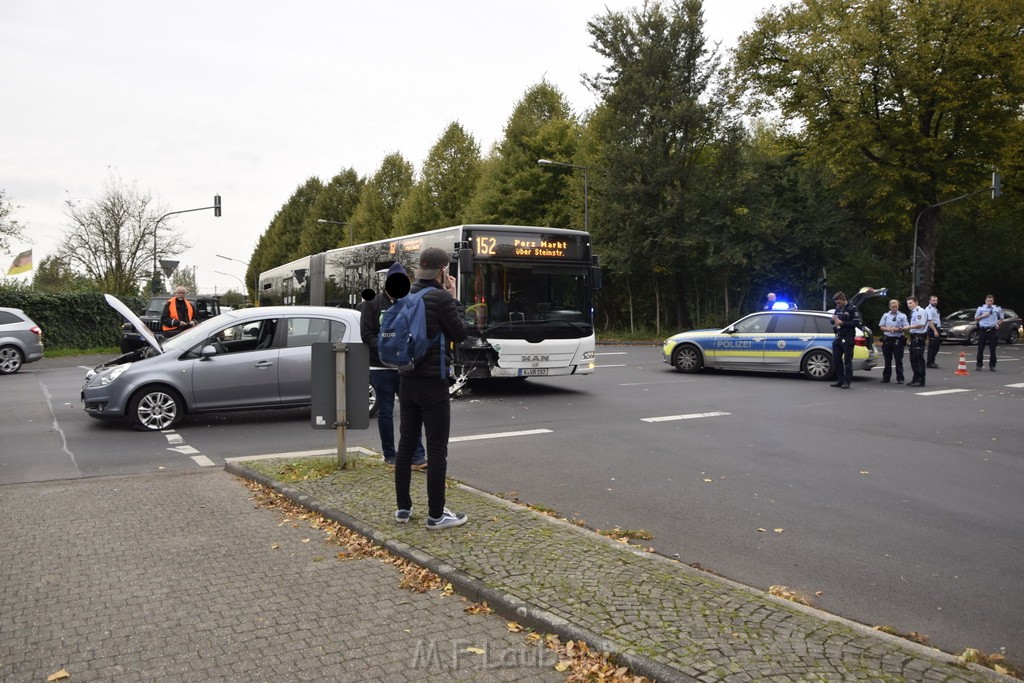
left=393, top=247, right=468, bottom=530
left=360, top=262, right=426, bottom=468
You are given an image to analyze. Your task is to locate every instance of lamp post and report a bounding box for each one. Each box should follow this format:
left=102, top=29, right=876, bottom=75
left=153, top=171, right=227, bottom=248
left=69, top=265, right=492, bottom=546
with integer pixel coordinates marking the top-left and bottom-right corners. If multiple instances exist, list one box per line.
left=538, top=158, right=589, bottom=233
left=152, top=195, right=222, bottom=294
left=214, top=271, right=248, bottom=304
left=316, top=218, right=352, bottom=245
left=216, top=254, right=257, bottom=306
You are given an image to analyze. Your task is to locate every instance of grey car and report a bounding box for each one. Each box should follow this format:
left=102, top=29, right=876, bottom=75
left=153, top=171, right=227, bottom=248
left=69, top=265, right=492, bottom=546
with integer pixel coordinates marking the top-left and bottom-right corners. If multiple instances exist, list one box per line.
left=0, top=307, right=44, bottom=374
left=83, top=296, right=364, bottom=430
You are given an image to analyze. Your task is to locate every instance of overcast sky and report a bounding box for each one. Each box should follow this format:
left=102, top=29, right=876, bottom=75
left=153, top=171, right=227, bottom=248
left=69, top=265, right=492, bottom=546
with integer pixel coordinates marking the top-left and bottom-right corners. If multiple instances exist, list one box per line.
left=2, top=0, right=771, bottom=294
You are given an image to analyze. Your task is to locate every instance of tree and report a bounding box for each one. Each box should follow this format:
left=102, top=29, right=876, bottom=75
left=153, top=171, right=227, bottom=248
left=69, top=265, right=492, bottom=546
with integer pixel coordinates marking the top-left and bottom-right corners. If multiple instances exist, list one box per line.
left=348, top=154, right=414, bottom=242
left=298, top=168, right=364, bottom=254
left=585, top=0, right=731, bottom=331
left=733, top=0, right=1024, bottom=297
left=33, top=255, right=96, bottom=293
left=170, top=265, right=197, bottom=293
left=250, top=176, right=325, bottom=281
left=395, top=122, right=482, bottom=233
left=1, top=189, right=25, bottom=255
left=56, top=176, right=190, bottom=296
left=464, top=81, right=581, bottom=228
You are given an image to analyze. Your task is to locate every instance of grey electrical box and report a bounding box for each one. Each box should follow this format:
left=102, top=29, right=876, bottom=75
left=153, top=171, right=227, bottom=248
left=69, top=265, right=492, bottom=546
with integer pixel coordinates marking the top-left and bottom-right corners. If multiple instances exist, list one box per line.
left=310, top=342, right=370, bottom=430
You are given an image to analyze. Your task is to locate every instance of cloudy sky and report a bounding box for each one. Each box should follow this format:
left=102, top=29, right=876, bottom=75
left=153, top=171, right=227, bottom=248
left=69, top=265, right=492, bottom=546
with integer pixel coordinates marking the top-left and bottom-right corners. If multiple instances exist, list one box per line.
left=2, top=0, right=771, bottom=294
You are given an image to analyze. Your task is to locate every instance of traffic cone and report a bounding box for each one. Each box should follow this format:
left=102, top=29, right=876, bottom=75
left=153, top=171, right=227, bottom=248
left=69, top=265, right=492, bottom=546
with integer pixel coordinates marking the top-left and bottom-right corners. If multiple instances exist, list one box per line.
left=955, top=352, right=969, bottom=376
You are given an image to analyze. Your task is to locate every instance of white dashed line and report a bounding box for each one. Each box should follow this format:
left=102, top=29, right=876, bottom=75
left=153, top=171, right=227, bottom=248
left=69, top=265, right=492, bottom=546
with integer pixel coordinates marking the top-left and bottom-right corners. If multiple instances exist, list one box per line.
left=642, top=411, right=730, bottom=423
left=167, top=445, right=201, bottom=454
left=914, top=389, right=973, bottom=396
left=1005, top=382, right=1024, bottom=388
left=191, top=455, right=217, bottom=467
left=450, top=429, right=553, bottom=443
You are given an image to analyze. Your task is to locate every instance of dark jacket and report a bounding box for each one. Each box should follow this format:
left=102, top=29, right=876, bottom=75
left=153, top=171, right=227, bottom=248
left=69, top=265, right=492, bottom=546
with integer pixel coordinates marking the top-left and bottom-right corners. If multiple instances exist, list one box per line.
left=360, top=291, right=392, bottom=368
left=400, top=280, right=467, bottom=378
left=832, top=302, right=861, bottom=339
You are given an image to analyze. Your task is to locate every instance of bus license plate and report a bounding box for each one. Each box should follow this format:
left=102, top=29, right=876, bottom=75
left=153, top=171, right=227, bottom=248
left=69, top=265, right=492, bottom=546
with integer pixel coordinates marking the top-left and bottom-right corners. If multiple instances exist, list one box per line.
left=521, top=368, right=548, bottom=376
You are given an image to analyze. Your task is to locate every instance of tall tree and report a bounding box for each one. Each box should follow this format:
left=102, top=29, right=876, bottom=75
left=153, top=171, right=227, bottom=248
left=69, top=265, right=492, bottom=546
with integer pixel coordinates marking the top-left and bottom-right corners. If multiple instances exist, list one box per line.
left=348, top=153, right=414, bottom=243
left=251, top=176, right=325, bottom=279
left=464, top=81, right=581, bottom=228
left=0, top=189, right=24, bottom=254
left=585, top=0, right=730, bottom=331
left=56, top=175, right=190, bottom=296
left=32, top=255, right=96, bottom=293
left=395, top=122, right=482, bottom=233
left=298, top=168, right=364, bottom=254
left=734, top=0, right=1024, bottom=297
left=170, top=264, right=198, bottom=293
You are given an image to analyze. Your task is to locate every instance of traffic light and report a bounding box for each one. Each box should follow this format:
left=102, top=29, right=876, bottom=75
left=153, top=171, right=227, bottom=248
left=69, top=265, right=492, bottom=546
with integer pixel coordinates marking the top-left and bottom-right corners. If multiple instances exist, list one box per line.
left=819, top=277, right=828, bottom=291
left=914, top=265, right=924, bottom=287
left=991, top=172, right=1002, bottom=199
left=214, top=194, right=222, bottom=217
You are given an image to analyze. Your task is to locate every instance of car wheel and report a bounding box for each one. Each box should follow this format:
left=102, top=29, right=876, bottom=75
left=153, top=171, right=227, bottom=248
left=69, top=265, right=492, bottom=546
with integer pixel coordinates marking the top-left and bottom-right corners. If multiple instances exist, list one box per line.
left=0, top=345, right=24, bottom=374
left=129, top=386, right=184, bottom=431
left=368, top=383, right=378, bottom=418
left=1007, top=328, right=1019, bottom=344
left=671, top=344, right=703, bottom=373
left=802, top=350, right=834, bottom=381
left=967, top=330, right=979, bottom=346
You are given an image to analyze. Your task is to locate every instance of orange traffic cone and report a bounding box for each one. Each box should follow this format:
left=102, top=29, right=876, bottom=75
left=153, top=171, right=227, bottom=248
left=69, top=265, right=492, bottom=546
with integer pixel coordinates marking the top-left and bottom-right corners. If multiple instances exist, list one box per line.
left=955, top=352, right=969, bottom=376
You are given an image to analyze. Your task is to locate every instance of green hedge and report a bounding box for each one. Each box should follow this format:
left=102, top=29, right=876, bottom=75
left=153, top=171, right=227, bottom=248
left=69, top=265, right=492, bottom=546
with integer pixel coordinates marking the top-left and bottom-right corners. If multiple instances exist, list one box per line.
left=0, top=291, right=148, bottom=350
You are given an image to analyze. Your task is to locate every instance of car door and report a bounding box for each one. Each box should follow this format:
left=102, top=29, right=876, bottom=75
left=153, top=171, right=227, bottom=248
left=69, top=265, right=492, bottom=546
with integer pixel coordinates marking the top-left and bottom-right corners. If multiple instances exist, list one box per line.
left=762, top=312, right=815, bottom=369
left=714, top=313, right=770, bottom=369
left=190, top=318, right=281, bottom=410
left=277, top=316, right=350, bottom=404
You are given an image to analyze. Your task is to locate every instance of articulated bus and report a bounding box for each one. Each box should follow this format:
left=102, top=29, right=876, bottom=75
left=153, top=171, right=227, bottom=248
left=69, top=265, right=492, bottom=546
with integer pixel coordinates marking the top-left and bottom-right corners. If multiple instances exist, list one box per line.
left=258, top=224, right=601, bottom=389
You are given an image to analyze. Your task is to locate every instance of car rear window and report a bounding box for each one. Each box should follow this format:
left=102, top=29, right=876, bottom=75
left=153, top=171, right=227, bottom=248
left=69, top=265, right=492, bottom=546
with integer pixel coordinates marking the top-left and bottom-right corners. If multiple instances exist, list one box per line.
left=0, top=311, right=24, bottom=324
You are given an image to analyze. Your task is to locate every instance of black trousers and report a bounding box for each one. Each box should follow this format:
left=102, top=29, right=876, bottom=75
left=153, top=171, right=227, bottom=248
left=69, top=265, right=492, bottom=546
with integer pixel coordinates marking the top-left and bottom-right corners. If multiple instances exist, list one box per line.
left=908, top=335, right=927, bottom=384
left=881, top=336, right=905, bottom=382
left=976, top=327, right=999, bottom=368
left=396, top=375, right=451, bottom=519
left=926, top=329, right=940, bottom=365
left=832, top=335, right=854, bottom=383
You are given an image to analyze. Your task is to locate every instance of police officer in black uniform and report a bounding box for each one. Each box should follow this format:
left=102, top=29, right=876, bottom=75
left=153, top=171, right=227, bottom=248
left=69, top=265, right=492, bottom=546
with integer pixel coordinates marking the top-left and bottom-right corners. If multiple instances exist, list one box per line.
left=830, top=291, right=861, bottom=389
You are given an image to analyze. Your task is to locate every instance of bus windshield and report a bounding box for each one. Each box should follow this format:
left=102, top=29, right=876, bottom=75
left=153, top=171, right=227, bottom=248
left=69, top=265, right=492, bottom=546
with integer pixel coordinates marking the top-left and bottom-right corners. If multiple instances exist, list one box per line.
left=464, top=262, right=593, bottom=339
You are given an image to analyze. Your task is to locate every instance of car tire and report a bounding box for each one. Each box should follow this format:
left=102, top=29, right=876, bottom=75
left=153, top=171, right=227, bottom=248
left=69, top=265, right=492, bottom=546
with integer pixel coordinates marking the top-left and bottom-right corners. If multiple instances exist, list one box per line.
left=129, top=386, right=184, bottom=431
left=0, top=345, right=24, bottom=374
left=967, top=330, right=979, bottom=346
left=368, top=383, right=378, bottom=418
left=671, top=344, right=703, bottom=373
left=802, top=350, right=834, bottom=381
left=1007, top=328, right=1019, bottom=344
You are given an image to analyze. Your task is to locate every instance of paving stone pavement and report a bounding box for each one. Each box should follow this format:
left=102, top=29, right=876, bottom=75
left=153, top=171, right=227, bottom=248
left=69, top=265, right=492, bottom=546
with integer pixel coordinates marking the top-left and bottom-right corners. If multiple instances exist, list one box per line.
left=0, top=471, right=564, bottom=682
left=231, top=455, right=1016, bottom=683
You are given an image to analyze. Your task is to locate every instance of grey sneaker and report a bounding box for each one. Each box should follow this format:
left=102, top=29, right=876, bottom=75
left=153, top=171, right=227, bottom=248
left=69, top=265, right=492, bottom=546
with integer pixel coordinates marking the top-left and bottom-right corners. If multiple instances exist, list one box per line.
left=426, top=508, right=467, bottom=530
left=394, top=509, right=411, bottom=524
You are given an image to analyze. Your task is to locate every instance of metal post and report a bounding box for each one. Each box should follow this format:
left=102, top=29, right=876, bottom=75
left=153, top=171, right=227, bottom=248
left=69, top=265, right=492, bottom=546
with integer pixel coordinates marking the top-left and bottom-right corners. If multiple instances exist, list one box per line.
left=335, top=343, right=353, bottom=469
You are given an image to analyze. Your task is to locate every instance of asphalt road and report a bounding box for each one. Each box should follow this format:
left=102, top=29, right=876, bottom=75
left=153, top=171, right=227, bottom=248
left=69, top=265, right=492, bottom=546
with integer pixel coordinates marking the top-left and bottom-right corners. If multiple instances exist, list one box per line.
left=4, top=342, right=1022, bottom=664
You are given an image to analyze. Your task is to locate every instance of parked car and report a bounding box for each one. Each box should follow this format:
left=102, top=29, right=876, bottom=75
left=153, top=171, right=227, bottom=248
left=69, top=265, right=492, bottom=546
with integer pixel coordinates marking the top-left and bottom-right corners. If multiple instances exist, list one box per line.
left=662, top=288, right=886, bottom=381
left=85, top=296, right=368, bottom=430
left=120, top=294, right=221, bottom=353
left=0, top=307, right=44, bottom=374
left=940, top=308, right=1020, bottom=345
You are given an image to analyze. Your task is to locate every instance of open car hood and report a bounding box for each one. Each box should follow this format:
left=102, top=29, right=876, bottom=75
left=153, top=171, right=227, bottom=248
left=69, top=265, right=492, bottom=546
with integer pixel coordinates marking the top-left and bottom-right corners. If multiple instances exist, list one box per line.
left=105, top=293, right=162, bottom=355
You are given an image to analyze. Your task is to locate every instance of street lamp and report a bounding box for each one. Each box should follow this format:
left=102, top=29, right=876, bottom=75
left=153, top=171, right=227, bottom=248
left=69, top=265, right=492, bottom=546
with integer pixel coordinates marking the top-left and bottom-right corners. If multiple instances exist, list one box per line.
left=214, top=271, right=247, bottom=303
left=152, top=195, right=222, bottom=294
left=538, top=158, right=589, bottom=233
left=216, top=254, right=257, bottom=306
left=316, top=218, right=353, bottom=245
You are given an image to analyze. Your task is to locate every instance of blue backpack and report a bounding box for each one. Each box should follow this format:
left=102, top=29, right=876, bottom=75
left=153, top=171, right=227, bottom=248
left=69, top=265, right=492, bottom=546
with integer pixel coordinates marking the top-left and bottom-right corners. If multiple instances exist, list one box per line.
left=378, top=288, right=446, bottom=376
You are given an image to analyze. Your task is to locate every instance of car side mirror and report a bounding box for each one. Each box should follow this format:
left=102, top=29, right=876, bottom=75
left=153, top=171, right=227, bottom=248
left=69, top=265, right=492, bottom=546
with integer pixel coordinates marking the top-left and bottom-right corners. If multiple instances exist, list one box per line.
left=199, top=345, right=218, bottom=360
left=725, top=325, right=737, bottom=334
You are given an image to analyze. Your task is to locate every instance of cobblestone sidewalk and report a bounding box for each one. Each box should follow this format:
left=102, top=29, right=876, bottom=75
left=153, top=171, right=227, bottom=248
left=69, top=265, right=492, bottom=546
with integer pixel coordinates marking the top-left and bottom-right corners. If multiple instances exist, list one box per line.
left=231, top=456, right=1014, bottom=683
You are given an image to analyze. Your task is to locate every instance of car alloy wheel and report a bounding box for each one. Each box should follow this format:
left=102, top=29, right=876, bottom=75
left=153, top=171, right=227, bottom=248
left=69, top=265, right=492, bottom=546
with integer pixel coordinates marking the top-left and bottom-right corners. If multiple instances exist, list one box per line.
left=130, top=387, right=183, bottom=431
left=967, top=330, right=979, bottom=346
left=368, top=383, right=378, bottom=418
left=0, top=345, right=24, bottom=374
left=671, top=345, right=703, bottom=373
left=1007, top=328, right=1019, bottom=344
left=802, top=350, right=833, bottom=380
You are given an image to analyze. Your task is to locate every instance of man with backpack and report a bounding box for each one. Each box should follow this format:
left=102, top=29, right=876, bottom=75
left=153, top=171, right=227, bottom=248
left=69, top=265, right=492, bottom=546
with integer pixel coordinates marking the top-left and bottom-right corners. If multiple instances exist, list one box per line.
left=360, top=262, right=426, bottom=469
left=390, top=247, right=468, bottom=530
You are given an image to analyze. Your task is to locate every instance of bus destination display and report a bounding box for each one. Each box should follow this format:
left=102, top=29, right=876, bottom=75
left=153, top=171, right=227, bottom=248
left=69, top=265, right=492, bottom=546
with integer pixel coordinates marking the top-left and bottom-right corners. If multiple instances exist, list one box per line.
left=470, top=231, right=587, bottom=261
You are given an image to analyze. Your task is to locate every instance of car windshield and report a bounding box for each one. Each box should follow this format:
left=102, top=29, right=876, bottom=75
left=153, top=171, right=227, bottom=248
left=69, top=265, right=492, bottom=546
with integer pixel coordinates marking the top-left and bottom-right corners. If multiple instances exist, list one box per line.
left=947, top=310, right=973, bottom=322
left=159, top=316, right=224, bottom=351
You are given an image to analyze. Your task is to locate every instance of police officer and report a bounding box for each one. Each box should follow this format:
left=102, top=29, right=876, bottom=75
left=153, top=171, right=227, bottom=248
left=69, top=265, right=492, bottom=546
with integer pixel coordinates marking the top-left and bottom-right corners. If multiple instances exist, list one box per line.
left=878, top=299, right=908, bottom=384
left=974, top=294, right=1004, bottom=371
left=905, top=296, right=928, bottom=387
left=830, top=291, right=861, bottom=389
left=924, top=294, right=942, bottom=368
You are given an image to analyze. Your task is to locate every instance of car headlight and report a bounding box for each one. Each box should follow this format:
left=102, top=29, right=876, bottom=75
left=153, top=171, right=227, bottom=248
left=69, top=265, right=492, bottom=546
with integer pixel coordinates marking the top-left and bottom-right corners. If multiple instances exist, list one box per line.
left=93, top=363, right=132, bottom=386
left=951, top=325, right=971, bottom=333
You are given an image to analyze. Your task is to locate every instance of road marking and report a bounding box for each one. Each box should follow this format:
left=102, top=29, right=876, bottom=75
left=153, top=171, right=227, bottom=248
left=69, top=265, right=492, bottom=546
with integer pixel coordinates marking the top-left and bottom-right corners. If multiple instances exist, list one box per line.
left=163, top=432, right=183, bottom=445
left=191, top=455, right=217, bottom=467
left=620, top=380, right=696, bottom=386
left=167, top=445, right=200, bottom=454
left=224, top=446, right=376, bottom=463
left=597, top=364, right=627, bottom=368
left=642, top=411, right=730, bottom=423
left=597, top=352, right=628, bottom=356
left=915, top=389, right=972, bottom=396
left=1005, top=382, right=1024, bottom=388
left=450, top=429, right=552, bottom=443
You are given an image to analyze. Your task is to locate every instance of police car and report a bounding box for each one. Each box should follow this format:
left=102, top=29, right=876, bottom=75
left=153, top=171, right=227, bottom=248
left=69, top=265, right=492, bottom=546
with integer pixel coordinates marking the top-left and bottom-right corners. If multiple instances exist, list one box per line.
left=662, top=293, right=883, bottom=381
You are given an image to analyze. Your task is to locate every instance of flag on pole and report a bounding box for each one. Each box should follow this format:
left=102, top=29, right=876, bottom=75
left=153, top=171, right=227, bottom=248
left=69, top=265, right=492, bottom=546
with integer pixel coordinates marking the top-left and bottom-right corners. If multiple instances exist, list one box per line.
left=7, top=249, right=32, bottom=275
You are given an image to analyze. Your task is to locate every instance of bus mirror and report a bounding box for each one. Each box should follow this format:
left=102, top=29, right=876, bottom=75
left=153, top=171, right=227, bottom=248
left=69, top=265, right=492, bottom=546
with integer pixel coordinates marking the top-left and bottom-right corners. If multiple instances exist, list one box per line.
left=458, top=247, right=473, bottom=276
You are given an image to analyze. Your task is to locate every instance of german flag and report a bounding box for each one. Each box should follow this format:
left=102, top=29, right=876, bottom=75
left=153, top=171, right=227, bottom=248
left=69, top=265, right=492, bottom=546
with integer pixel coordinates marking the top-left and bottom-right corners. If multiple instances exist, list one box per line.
left=7, top=249, right=32, bottom=275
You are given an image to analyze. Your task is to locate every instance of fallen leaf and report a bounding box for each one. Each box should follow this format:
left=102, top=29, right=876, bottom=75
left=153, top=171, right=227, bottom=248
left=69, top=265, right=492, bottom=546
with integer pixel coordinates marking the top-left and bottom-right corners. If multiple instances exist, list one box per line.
left=301, top=538, right=311, bottom=543
left=507, top=622, right=523, bottom=632
left=815, top=591, right=824, bottom=597
left=774, top=528, right=784, bottom=533
left=703, top=478, right=712, bottom=483
left=465, top=647, right=485, bottom=655
left=271, top=544, right=280, bottom=550
left=757, top=528, right=766, bottom=533
left=860, top=470, right=870, bottom=475
left=555, top=661, right=571, bottom=672
left=47, top=670, right=70, bottom=682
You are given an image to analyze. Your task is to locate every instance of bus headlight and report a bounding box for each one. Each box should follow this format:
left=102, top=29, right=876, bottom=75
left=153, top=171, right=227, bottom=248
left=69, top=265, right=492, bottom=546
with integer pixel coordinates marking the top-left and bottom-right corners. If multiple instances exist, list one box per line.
left=582, top=350, right=594, bottom=360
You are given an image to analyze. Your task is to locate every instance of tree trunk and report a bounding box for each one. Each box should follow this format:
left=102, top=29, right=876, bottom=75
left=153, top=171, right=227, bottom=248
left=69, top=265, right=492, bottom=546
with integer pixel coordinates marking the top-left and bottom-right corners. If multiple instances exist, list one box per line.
left=915, top=205, right=941, bottom=298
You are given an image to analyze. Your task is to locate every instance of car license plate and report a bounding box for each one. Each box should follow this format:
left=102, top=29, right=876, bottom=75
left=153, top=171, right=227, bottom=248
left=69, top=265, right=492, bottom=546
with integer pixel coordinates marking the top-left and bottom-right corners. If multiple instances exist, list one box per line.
left=521, top=368, right=548, bottom=376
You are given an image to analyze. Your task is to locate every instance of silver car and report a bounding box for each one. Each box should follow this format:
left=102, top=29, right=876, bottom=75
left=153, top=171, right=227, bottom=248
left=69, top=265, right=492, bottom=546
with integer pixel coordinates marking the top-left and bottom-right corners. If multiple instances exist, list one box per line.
left=0, top=306, right=44, bottom=374
left=82, top=296, right=363, bottom=430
